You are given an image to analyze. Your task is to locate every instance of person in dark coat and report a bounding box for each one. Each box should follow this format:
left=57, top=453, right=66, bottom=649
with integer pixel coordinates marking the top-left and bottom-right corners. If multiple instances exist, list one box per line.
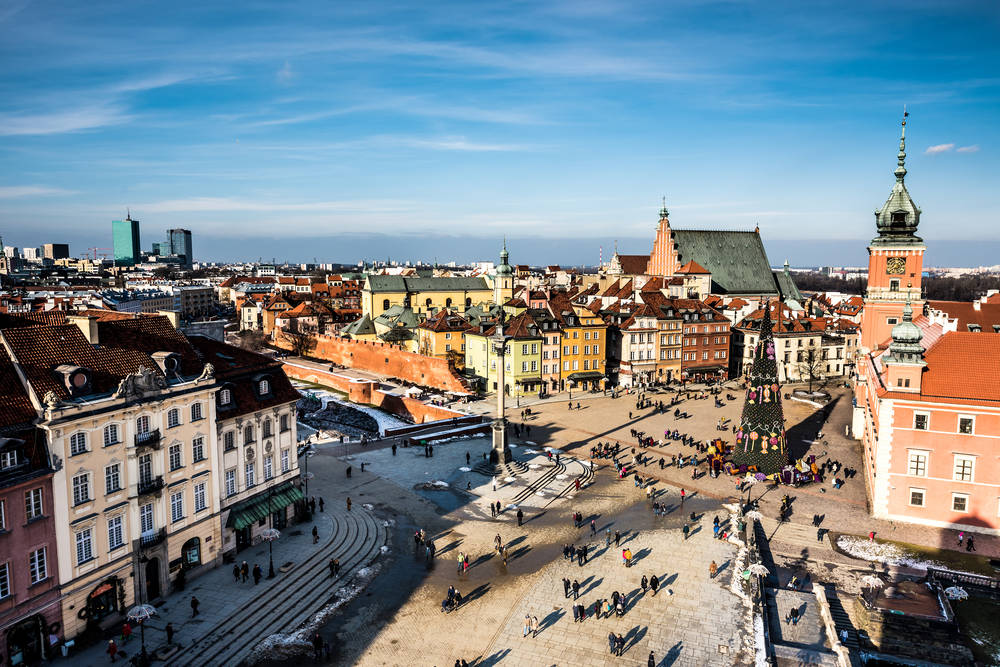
left=233, top=563, right=240, bottom=583
left=648, top=651, right=656, bottom=666
left=190, top=596, right=200, bottom=617
left=252, top=563, right=262, bottom=585
left=650, top=574, right=659, bottom=595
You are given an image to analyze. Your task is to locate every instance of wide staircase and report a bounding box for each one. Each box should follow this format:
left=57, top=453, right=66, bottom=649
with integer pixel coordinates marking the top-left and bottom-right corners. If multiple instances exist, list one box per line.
left=169, top=506, right=385, bottom=667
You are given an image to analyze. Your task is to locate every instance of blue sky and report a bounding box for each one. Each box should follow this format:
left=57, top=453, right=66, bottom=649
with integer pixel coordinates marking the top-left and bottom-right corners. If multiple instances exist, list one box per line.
left=0, top=0, right=998, bottom=263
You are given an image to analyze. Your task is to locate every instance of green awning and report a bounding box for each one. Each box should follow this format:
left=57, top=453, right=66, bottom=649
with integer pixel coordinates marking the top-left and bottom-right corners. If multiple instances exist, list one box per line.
left=226, top=481, right=304, bottom=531
left=567, top=371, right=604, bottom=381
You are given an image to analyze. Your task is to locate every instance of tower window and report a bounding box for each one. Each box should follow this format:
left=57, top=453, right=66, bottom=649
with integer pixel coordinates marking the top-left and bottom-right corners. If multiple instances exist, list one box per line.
left=889, top=279, right=900, bottom=292
left=891, top=211, right=907, bottom=225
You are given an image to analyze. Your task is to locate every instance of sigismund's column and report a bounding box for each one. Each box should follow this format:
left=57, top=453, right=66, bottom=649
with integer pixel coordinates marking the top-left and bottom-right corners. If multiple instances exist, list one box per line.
left=490, top=319, right=512, bottom=464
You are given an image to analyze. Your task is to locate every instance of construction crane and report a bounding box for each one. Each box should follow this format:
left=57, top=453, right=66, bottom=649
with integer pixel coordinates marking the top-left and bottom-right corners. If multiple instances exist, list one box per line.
left=87, top=247, right=112, bottom=260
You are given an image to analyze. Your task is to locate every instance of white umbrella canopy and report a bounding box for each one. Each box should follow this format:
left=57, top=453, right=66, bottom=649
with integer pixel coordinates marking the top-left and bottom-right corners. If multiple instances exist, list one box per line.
left=260, top=528, right=281, bottom=542
left=745, top=510, right=764, bottom=523
left=861, top=575, right=885, bottom=589
left=747, top=563, right=770, bottom=577
left=944, top=586, right=969, bottom=601
left=126, top=604, right=157, bottom=623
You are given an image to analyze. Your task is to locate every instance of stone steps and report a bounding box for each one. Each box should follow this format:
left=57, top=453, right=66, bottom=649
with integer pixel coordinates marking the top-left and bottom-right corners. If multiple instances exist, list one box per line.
left=170, top=507, right=385, bottom=667
left=823, top=583, right=860, bottom=649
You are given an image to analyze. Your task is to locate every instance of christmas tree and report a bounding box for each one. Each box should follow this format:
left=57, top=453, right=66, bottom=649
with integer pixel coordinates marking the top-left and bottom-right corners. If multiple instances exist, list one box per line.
left=731, top=301, right=788, bottom=475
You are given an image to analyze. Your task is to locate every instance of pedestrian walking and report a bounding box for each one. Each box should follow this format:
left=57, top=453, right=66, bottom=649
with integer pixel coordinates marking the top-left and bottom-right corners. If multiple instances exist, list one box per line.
left=868, top=530, right=876, bottom=541
left=787, top=606, right=800, bottom=625
left=253, top=563, right=262, bottom=584
left=605, top=528, right=611, bottom=547
left=319, top=497, right=325, bottom=512
left=312, top=633, right=323, bottom=660
left=312, top=525, right=319, bottom=544
left=492, top=476, right=497, bottom=492
left=713, top=523, right=720, bottom=539
left=233, top=563, right=240, bottom=583
left=683, top=523, right=690, bottom=540
left=709, top=560, right=718, bottom=578
left=967, top=535, right=976, bottom=552
left=466, top=451, right=471, bottom=465
left=590, top=519, right=596, bottom=536
left=329, top=558, right=338, bottom=578
left=575, top=478, right=581, bottom=491
left=241, top=560, right=249, bottom=582
left=958, top=531, right=965, bottom=547
left=680, top=488, right=686, bottom=503
left=614, top=530, right=621, bottom=547
left=572, top=579, right=580, bottom=600
left=650, top=574, right=659, bottom=595
left=490, top=503, right=496, bottom=518
left=523, top=614, right=531, bottom=637
left=166, top=622, right=175, bottom=645
left=572, top=604, right=580, bottom=622
left=107, top=639, right=118, bottom=663
left=517, top=508, right=523, bottom=526
left=531, top=614, right=539, bottom=637
left=190, top=595, right=200, bottom=617
left=641, top=575, right=648, bottom=593
left=563, top=577, right=571, bottom=598
left=608, top=632, right=616, bottom=654
left=616, top=633, right=625, bottom=656
left=648, top=651, right=656, bottom=667
left=309, top=497, right=316, bottom=514
left=347, top=497, right=352, bottom=511
left=121, top=622, right=132, bottom=644
left=391, top=443, right=397, bottom=455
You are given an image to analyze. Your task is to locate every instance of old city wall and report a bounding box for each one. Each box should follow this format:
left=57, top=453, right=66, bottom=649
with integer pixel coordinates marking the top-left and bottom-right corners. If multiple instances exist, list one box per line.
left=275, top=332, right=470, bottom=394
left=281, top=362, right=466, bottom=424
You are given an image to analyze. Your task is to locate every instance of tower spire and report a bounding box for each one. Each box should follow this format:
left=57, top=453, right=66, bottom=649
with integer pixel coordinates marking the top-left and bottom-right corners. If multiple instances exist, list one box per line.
left=659, top=196, right=669, bottom=219
left=895, top=106, right=909, bottom=182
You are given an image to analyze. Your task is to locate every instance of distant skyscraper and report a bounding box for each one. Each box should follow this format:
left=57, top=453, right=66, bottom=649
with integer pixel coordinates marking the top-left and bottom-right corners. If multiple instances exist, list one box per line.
left=112, top=214, right=141, bottom=266
left=23, top=247, right=40, bottom=260
left=42, top=243, right=69, bottom=260
left=168, top=228, right=193, bottom=268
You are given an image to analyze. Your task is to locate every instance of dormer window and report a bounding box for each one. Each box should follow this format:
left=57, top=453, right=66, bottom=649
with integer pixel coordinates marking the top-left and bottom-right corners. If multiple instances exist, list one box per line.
left=259, top=379, right=270, bottom=395
left=891, top=210, right=907, bottom=225
left=219, top=388, right=232, bottom=405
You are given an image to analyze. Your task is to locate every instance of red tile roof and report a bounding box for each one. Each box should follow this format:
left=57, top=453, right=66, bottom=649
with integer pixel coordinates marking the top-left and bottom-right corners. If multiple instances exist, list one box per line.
left=928, top=300, right=1000, bottom=332
left=615, top=254, right=649, bottom=275
left=677, top=260, right=709, bottom=274
left=0, top=346, right=38, bottom=429
left=417, top=309, right=472, bottom=333
left=920, top=332, right=1000, bottom=402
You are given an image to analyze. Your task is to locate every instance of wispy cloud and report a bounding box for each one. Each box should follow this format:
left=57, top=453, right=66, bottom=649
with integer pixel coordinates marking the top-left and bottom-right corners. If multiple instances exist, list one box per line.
left=956, top=145, right=980, bottom=153
left=0, top=106, right=132, bottom=136
left=135, top=197, right=410, bottom=214
left=925, top=143, right=955, bottom=154
left=0, top=185, right=78, bottom=199
left=276, top=61, right=295, bottom=84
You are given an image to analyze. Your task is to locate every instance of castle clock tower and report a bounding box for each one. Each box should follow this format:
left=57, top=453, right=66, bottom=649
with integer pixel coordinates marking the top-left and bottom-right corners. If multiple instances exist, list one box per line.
left=860, top=111, right=925, bottom=351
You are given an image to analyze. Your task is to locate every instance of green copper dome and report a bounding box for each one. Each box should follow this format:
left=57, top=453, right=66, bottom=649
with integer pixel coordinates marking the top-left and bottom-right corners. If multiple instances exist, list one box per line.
left=873, top=111, right=922, bottom=246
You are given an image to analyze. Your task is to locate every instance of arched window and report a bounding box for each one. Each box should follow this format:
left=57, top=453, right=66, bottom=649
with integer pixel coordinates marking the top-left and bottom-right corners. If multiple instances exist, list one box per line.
left=167, top=408, right=180, bottom=428
left=69, top=432, right=88, bottom=456
left=259, top=379, right=270, bottom=394
left=465, top=297, right=472, bottom=308
left=445, top=298, right=452, bottom=308
left=103, top=424, right=119, bottom=447
left=425, top=298, right=432, bottom=307
left=244, top=425, right=254, bottom=444
left=190, top=403, right=203, bottom=421
left=262, top=418, right=272, bottom=438
left=136, top=415, right=150, bottom=434
left=219, top=388, right=232, bottom=405
left=182, top=537, right=201, bottom=566
left=382, top=299, right=390, bottom=311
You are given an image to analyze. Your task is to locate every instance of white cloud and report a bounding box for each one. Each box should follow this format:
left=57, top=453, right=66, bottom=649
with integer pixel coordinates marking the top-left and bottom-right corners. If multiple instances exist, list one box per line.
left=0, top=106, right=131, bottom=136
left=956, top=145, right=980, bottom=153
left=135, top=197, right=410, bottom=214
left=924, top=143, right=955, bottom=154
left=0, top=185, right=78, bottom=198
left=276, top=61, right=294, bottom=84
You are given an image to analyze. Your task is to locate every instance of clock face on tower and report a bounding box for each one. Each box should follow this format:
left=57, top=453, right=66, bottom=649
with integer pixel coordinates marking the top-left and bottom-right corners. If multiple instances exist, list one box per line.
left=886, top=257, right=906, bottom=275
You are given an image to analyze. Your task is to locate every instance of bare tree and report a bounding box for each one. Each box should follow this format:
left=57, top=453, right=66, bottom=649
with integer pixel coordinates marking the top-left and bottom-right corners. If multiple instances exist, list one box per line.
left=281, top=321, right=316, bottom=358
left=235, top=329, right=266, bottom=352
left=796, top=347, right=825, bottom=393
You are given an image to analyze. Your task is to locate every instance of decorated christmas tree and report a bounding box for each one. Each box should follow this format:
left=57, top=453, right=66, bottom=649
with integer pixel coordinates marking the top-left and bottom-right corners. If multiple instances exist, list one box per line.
left=731, top=301, right=788, bottom=475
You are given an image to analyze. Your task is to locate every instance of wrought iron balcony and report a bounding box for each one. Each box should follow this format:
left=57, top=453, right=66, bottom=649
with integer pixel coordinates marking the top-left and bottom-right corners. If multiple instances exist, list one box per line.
left=135, top=429, right=161, bottom=450
left=137, top=475, right=164, bottom=497
left=138, top=528, right=167, bottom=549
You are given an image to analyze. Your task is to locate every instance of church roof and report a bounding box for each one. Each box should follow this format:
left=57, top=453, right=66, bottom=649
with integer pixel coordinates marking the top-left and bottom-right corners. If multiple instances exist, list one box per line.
left=670, top=229, right=780, bottom=296
left=676, top=260, right=709, bottom=275
left=614, top=254, right=650, bottom=276
left=365, top=275, right=490, bottom=293
left=920, top=333, right=1000, bottom=403
left=772, top=269, right=803, bottom=302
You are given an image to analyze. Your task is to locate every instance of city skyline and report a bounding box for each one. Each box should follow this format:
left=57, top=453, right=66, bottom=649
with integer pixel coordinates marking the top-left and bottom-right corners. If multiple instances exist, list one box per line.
left=1, top=1, right=998, bottom=256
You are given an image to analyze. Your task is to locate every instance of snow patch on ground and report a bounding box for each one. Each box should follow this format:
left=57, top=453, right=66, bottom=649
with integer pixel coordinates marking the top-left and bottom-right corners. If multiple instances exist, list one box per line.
left=363, top=503, right=374, bottom=511
left=459, top=467, right=471, bottom=472
left=247, top=562, right=383, bottom=664
left=836, top=536, right=954, bottom=571
left=380, top=545, right=390, bottom=554
left=432, top=480, right=449, bottom=488
left=504, top=476, right=515, bottom=482
left=299, top=387, right=409, bottom=436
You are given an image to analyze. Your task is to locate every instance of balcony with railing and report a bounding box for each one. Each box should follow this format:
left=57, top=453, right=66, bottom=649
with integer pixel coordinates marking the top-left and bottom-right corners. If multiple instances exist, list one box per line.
left=138, top=528, right=167, bottom=550
left=135, top=429, right=161, bottom=450
left=137, top=475, right=164, bottom=497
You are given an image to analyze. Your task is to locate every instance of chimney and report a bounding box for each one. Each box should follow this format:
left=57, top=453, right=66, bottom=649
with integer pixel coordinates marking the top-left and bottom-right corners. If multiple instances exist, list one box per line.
left=157, top=310, right=180, bottom=328
left=973, top=301, right=981, bottom=311
left=68, top=314, right=99, bottom=345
